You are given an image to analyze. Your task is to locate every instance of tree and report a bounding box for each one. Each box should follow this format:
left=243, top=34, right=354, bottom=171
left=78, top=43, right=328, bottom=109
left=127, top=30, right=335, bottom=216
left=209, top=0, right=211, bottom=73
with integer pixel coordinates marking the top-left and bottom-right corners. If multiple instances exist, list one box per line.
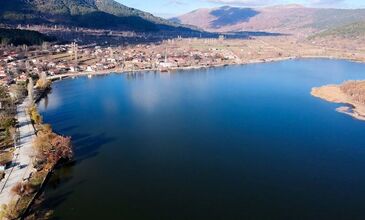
left=50, top=135, right=73, bottom=160
left=33, top=124, right=73, bottom=171
left=28, top=78, right=34, bottom=104
left=28, top=105, right=42, bottom=125
left=36, top=72, right=50, bottom=89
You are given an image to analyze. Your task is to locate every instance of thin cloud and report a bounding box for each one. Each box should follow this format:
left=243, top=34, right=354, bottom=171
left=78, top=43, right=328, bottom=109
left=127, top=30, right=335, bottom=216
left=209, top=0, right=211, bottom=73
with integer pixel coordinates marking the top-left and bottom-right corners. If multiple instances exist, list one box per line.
left=307, top=0, right=345, bottom=6
left=166, top=0, right=187, bottom=6
left=205, top=0, right=347, bottom=7
left=205, top=0, right=277, bottom=6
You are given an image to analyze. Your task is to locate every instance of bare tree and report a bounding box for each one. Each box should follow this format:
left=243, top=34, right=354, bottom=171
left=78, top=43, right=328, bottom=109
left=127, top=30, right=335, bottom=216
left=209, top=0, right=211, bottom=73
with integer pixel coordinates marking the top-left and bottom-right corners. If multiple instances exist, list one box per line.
left=28, top=78, right=34, bottom=104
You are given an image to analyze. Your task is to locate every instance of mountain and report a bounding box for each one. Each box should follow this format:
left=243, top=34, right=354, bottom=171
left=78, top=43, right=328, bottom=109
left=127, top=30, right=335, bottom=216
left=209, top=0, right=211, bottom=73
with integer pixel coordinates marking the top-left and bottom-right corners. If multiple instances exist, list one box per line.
left=307, top=20, right=365, bottom=47
left=0, top=0, right=194, bottom=32
left=171, top=5, right=365, bottom=35
left=310, top=21, right=365, bottom=39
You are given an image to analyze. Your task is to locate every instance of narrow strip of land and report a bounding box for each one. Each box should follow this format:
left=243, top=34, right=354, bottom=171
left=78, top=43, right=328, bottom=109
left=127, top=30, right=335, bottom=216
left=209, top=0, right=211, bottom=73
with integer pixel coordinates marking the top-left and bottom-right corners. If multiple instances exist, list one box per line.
left=311, top=81, right=365, bottom=121
left=0, top=98, right=35, bottom=207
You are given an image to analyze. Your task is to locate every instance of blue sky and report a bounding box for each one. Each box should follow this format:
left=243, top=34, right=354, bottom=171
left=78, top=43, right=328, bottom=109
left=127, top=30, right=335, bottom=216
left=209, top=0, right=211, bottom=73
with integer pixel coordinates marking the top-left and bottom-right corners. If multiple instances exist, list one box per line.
left=118, top=0, right=365, bottom=17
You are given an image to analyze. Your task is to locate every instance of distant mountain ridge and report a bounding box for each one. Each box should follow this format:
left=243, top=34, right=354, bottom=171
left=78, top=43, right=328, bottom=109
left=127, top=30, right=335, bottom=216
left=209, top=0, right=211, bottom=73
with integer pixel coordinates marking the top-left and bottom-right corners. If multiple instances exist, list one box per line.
left=171, top=5, right=365, bottom=35
left=0, top=0, right=194, bottom=32
left=310, top=21, right=365, bottom=39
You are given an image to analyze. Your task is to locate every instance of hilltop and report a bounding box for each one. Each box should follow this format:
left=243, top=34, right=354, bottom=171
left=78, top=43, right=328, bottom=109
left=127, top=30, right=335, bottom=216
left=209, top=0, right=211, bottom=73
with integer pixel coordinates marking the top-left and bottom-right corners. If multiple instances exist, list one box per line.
left=171, top=5, right=365, bottom=35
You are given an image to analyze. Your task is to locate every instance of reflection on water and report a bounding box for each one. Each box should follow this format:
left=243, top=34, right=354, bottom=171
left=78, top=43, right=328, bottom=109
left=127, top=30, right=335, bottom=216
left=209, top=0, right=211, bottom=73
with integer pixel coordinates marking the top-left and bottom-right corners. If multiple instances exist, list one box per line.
left=42, top=95, right=49, bottom=109
left=39, top=60, right=365, bottom=220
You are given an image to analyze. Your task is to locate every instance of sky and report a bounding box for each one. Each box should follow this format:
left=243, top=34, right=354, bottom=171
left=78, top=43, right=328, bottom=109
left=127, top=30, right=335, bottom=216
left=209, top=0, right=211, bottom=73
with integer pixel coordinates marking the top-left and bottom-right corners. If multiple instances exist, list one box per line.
left=118, top=0, right=365, bottom=18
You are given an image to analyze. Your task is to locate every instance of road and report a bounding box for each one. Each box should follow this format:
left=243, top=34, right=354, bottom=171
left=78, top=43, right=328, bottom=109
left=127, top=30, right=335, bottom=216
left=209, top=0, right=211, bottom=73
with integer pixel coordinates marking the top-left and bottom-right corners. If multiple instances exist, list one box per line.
left=0, top=98, right=36, bottom=207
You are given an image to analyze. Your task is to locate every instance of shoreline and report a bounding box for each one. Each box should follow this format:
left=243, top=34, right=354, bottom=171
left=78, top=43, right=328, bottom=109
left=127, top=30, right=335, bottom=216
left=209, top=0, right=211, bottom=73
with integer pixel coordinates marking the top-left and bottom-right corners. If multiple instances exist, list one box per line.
left=0, top=85, right=72, bottom=219
left=311, top=84, right=365, bottom=121
left=0, top=97, right=37, bottom=217
left=47, top=55, right=364, bottom=82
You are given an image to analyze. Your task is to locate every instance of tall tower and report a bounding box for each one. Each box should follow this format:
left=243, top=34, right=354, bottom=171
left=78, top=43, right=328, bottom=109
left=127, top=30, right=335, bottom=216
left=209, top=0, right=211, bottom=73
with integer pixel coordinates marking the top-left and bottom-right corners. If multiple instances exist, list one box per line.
left=165, top=47, right=168, bottom=63
left=109, top=47, right=114, bottom=59
left=72, top=42, right=78, bottom=67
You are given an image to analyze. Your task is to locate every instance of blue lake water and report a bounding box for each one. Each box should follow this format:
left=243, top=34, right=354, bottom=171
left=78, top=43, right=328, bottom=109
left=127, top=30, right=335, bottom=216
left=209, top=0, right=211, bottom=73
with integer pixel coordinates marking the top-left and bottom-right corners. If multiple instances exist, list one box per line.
left=38, top=59, right=365, bottom=220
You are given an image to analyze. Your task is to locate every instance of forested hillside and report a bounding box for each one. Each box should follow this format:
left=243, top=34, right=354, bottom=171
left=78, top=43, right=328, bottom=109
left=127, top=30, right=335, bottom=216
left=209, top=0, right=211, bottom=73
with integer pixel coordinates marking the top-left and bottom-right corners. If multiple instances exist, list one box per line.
left=0, top=28, right=55, bottom=46
left=0, top=0, right=195, bottom=32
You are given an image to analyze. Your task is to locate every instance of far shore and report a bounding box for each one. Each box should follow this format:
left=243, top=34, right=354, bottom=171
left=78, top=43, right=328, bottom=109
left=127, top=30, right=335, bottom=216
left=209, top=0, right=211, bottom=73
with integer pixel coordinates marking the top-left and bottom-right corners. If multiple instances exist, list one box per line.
left=47, top=55, right=364, bottom=82
left=311, top=84, right=365, bottom=121
left=47, top=56, right=296, bottom=81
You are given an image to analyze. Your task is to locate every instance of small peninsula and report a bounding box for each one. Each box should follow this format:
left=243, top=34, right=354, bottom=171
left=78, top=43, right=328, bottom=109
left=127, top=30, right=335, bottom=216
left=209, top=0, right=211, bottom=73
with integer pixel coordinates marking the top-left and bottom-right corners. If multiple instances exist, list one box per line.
left=311, top=80, right=365, bottom=121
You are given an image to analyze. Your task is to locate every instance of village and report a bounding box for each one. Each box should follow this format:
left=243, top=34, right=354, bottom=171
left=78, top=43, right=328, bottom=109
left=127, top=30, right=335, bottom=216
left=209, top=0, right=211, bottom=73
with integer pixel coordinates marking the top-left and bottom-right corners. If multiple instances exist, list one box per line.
left=1, top=35, right=364, bottom=86
left=0, top=36, right=237, bottom=85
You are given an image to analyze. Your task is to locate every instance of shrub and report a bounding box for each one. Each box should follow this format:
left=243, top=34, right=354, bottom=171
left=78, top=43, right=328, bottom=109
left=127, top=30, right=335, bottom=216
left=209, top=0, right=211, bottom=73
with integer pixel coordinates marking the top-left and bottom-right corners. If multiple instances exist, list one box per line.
left=1, top=200, right=21, bottom=219
left=0, top=115, right=17, bottom=130
left=29, top=170, right=47, bottom=188
left=11, top=182, right=23, bottom=196
left=37, top=124, right=52, bottom=135
left=28, top=105, right=43, bottom=125
left=50, top=135, right=73, bottom=160
left=33, top=127, right=73, bottom=170
left=0, top=150, right=13, bottom=166
left=11, top=182, right=36, bottom=197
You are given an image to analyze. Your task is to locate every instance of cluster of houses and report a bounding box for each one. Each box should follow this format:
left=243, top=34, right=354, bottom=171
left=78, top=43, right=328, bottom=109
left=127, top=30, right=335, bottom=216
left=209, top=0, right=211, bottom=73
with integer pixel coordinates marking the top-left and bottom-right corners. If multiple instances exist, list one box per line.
left=0, top=43, right=118, bottom=85
left=121, top=39, right=240, bottom=71
left=0, top=38, right=241, bottom=85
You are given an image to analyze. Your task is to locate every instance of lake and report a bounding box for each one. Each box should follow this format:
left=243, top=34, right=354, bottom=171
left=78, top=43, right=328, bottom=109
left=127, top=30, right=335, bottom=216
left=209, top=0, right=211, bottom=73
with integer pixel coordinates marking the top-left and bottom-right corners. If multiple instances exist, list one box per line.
left=38, top=59, right=365, bottom=220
